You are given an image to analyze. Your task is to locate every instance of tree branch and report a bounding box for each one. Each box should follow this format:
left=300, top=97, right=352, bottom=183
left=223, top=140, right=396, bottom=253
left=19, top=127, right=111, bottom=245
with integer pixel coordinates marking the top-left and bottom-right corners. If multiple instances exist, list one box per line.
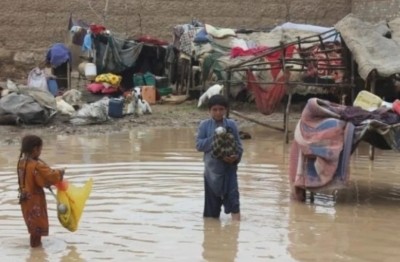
left=87, top=0, right=103, bottom=22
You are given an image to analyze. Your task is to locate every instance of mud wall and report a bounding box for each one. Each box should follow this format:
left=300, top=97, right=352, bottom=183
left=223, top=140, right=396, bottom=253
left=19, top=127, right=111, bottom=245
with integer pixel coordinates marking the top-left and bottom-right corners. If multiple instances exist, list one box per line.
left=0, top=0, right=351, bottom=79
left=352, top=0, right=400, bottom=23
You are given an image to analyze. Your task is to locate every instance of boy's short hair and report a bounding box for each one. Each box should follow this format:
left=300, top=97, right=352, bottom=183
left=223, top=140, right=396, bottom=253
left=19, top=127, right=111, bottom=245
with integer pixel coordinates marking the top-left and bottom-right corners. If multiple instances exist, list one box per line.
left=208, top=94, right=229, bottom=109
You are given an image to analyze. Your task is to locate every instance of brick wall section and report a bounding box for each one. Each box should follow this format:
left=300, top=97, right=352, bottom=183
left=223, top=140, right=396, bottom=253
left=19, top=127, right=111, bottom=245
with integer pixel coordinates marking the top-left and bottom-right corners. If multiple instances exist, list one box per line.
left=0, top=0, right=350, bottom=79
left=352, top=0, right=400, bottom=22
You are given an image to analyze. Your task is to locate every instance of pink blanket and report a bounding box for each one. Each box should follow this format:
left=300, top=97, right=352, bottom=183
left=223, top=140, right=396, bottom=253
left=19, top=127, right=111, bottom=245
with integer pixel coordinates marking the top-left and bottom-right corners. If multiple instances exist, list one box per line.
left=289, top=98, right=354, bottom=197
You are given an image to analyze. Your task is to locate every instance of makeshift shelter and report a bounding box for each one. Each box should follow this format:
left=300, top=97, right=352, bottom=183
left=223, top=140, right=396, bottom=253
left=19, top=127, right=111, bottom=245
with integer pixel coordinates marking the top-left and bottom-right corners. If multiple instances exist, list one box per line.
left=335, top=14, right=400, bottom=159
left=68, top=15, right=175, bottom=92
left=207, top=24, right=355, bottom=142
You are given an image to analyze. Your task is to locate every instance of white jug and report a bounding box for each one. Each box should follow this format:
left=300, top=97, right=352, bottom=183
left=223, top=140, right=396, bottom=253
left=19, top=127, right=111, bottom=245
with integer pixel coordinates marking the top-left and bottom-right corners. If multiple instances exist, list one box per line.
left=84, top=63, right=97, bottom=81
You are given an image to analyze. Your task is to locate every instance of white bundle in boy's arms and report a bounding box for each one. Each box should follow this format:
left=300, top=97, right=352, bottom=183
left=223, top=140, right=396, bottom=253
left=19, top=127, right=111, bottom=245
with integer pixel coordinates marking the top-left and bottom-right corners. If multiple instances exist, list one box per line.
left=197, top=84, right=224, bottom=107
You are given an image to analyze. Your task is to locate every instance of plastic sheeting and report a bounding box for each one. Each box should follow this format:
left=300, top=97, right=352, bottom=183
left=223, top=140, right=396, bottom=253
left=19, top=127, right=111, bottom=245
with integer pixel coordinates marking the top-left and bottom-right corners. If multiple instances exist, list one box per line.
left=335, top=14, right=400, bottom=80
left=0, top=89, right=56, bottom=125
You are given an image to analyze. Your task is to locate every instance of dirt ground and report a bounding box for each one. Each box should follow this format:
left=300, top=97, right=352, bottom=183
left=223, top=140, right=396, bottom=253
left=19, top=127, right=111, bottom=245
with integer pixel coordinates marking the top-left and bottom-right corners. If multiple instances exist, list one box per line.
left=0, top=98, right=302, bottom=143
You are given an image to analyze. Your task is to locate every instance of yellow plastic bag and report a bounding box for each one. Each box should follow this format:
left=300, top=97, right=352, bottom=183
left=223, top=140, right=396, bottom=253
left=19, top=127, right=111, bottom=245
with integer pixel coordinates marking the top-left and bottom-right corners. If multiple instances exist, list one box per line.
left=56, top=178, right=93, bottom=232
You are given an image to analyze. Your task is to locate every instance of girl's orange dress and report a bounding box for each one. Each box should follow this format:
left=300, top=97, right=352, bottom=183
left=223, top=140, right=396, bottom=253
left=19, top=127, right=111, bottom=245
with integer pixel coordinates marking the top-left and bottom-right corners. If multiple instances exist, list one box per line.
left=18, top=158, right=63, bottom=236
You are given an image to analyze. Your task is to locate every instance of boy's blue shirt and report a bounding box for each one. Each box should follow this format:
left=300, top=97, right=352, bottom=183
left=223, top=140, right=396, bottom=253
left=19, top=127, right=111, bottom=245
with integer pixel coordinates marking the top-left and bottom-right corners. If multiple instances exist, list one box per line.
left=196, top=117, right=243, bottom=196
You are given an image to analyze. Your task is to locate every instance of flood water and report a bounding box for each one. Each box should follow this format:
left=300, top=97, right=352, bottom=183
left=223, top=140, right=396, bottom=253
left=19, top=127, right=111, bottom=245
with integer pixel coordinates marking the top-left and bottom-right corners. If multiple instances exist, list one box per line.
left=1, top=126, right=400, bottom=261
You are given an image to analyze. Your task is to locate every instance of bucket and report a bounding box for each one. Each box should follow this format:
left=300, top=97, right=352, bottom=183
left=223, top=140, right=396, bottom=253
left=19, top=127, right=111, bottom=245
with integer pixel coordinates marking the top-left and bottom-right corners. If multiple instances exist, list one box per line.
left=84, top=63, right=97, bottom=81
left=108, top=98, right=124, bottom=118
left=141, top=86, right=156, bottom=105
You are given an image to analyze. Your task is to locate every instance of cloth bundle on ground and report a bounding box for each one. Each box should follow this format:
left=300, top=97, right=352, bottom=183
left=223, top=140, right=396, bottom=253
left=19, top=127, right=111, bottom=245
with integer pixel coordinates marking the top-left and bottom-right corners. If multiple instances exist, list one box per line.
left=211, top=127, right=238, bottom=160
left=27, top=68, right=48, bottom=92
left=87, top=73, right=121, bottom=94
left=70, top=97, right=109, bottom=125
left=0, top=87, right=57, bottom=125
left=95, top=73, right=122, bottom=87
left=56, top=178, right=93, bottom=232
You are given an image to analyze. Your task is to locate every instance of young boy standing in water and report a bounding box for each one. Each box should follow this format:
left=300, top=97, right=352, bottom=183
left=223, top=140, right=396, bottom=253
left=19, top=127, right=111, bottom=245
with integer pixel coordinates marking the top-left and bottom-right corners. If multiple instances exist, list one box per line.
left=196, top=95, right=243, bottom=221
left=17, top=135, right=65, bottom=247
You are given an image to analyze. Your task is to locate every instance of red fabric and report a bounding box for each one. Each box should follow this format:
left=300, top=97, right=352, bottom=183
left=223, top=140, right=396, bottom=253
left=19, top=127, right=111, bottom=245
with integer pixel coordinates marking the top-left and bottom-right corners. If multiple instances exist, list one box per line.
left=246, top=70, right=287, bottom=115
left=266, top=45, right=296, bottom=79
left=87, top=83, right=104, bottom=94
left=305, top=43, right=343, bottom=83
left=90, top=24, right=106, bottom=35
left=102, top=87, right=119, bottom=94
left=136, top=35, right=169, bottom=46
left=230, top=46, right=269, bottom=58
left=393, top=100, right=400, bottom=115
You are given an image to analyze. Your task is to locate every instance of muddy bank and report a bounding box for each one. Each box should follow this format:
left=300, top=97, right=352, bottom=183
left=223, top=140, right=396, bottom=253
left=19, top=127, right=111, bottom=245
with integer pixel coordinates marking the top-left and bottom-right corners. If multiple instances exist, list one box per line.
left=0, top=100, right=302, bottom=140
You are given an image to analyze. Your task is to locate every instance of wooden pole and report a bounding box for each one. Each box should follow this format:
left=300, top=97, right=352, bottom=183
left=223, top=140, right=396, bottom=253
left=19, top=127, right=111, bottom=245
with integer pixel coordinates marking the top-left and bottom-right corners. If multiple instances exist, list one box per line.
left=67, top=62, right=71, bottom=90
left=226, top=70, right=232, bottom=118
left=369, top=70, right=377, bottom=161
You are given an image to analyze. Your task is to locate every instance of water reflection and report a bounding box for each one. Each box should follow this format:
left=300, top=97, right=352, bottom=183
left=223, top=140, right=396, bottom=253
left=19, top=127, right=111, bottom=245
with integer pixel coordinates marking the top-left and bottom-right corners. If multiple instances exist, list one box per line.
left=202, top=219, right=240, bottom=262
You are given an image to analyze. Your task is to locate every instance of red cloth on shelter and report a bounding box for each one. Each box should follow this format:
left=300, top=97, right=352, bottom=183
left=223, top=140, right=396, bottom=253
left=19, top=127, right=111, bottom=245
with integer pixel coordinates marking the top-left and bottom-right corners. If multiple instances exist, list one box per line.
left=90, top=24, right=106, bottom=35
left=230, top=46, right=269, bottom=58
left=245, top=45, right=296, bottom=115
left=136, top=35, right=169, bottom=46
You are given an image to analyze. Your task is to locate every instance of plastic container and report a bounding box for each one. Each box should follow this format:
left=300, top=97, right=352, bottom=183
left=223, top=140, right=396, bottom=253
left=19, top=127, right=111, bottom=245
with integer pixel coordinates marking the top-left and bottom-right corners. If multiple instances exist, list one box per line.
left=141, top=86, right=156, bottom=105
left=133, top=73, right=145, bottom=86
left=108, top=98, right=124, bottom=118
left=143, top=72, right=156, bottom=86
left=353, top=90, right=383, bottom=111
left=84, top=63, right=97, bottom=81
left=47, top=79, right=59, bottom=96
left=157, top=87, right=173, bottom=97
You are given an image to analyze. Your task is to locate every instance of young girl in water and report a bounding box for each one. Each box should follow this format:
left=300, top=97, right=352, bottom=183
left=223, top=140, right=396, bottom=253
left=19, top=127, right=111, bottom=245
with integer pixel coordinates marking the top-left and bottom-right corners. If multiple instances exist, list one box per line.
left=17, top=135, right=65, bottom=247
left=196, top=95, right=243, bottom=221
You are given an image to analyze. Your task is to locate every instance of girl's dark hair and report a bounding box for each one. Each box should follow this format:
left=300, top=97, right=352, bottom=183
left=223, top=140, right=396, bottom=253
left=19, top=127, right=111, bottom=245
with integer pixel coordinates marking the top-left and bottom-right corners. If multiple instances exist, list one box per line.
left=17, top=135, right=43, bottom=192
left=208, top=94, right=229, bottom=109
left=20, top=135, right=43, bottom=155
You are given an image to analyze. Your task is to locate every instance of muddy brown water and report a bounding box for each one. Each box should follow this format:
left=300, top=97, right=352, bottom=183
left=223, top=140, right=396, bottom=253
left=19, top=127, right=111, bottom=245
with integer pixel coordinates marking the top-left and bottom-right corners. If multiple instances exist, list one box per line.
left=1, top=126, right=400, bottom=261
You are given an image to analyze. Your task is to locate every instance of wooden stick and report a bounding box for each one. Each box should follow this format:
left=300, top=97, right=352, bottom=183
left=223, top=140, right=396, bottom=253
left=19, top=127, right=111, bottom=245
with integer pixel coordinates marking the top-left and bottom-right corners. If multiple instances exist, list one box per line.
left=231, top=110, right=285, bottom=132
